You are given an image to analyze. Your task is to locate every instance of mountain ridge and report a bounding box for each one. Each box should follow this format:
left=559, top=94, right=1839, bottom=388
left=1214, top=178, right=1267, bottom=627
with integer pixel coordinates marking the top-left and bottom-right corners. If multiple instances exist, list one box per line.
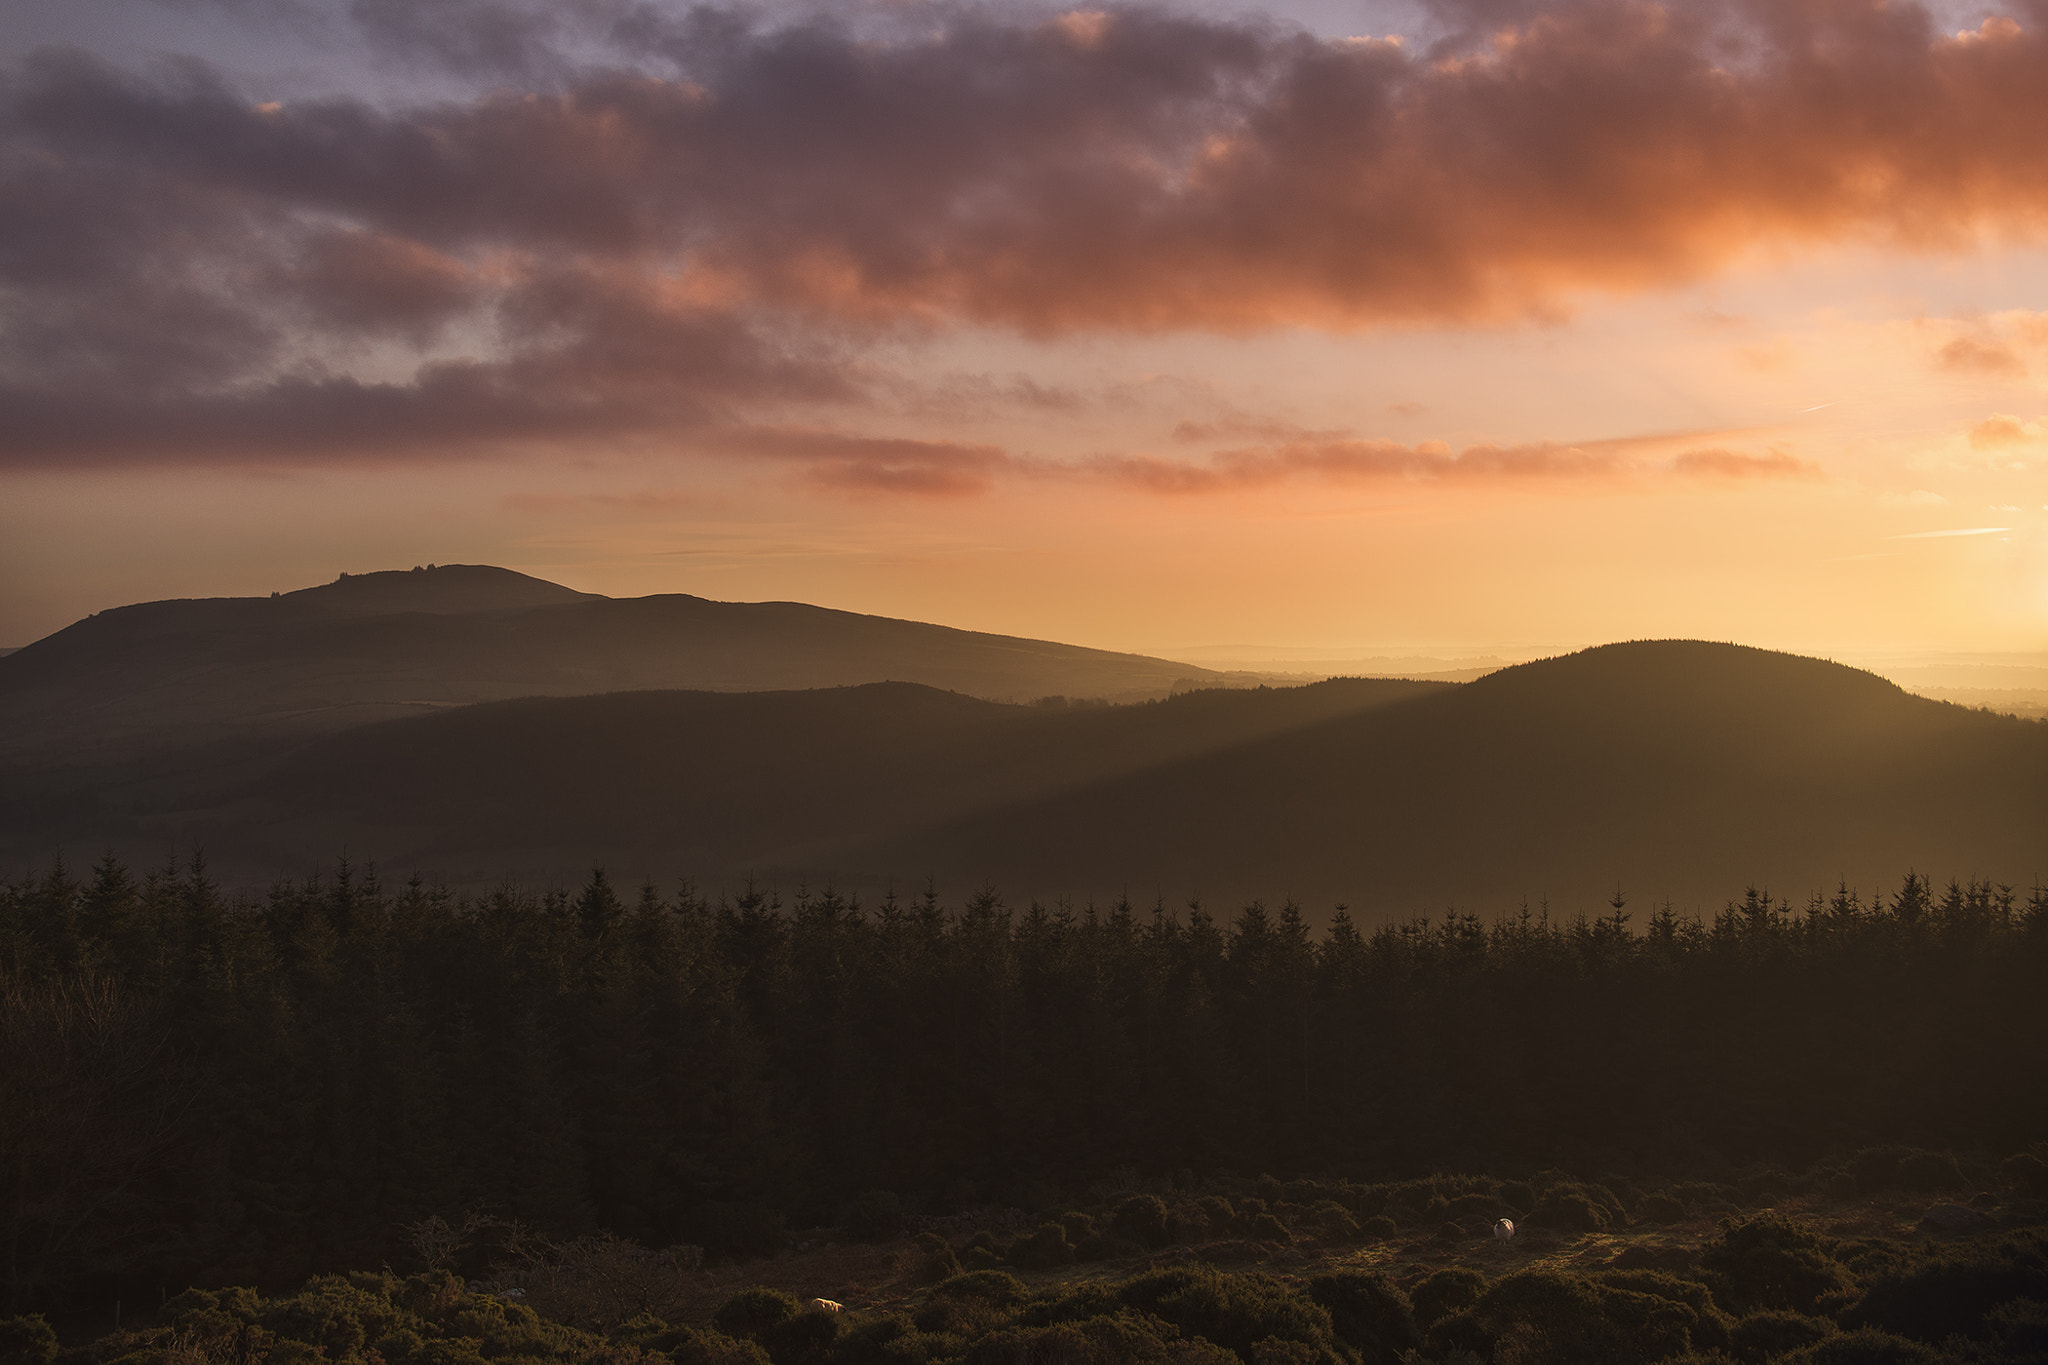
left=0, top=564, right=1245, bottom=763
left=5, top=639, right=2029, bottom=921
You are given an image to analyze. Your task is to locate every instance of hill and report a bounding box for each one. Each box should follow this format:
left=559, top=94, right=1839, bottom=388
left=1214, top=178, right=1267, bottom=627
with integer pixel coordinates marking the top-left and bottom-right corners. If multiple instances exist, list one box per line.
left=87, top=675, right=1446, bottom=881
left=861, top=640, right=2048, bottom=913
left=23, top=640, right=2042, bottom=917
left=0, top=564, right=1240, bottom=765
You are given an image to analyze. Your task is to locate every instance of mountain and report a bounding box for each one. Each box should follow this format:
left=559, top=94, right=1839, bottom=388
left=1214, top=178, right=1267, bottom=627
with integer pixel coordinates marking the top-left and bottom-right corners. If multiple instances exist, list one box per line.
left=26, top=639, right=2042, bottom=919
left=0, top=564, right=1240, bottom=765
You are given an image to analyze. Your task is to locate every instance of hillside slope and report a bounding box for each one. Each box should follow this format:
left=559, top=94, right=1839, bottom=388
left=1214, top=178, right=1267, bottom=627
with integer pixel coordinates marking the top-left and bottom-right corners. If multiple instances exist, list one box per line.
left=143, top=676, right=1447, bottom=879
left=861, top=640, right=2048, bottom=913
left=24, top=640, right=2039, bottom=919
left=0, top=565, right=1236, bottom=763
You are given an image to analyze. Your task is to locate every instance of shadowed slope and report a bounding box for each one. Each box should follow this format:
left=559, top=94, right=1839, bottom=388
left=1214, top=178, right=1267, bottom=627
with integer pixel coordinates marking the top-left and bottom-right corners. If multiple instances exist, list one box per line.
left=41, top=641, right=2039, bottom=918
left=213, top=676, right=1446, bottom=877
left=856, top=641, right=2048, bottom=913
left=0, top=565, right=1236, bottom=763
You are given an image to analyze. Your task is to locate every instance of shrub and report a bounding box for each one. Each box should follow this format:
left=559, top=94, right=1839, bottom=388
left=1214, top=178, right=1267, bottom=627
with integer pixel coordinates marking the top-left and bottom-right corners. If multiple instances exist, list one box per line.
left=912, top=1297, right=1002, bottom=1338
left=1059, top=1212, right=1097, bottom=1242
left=932, top=1270, right=1030, bottom=1308
left=1072, top=1233, right=1129, bottom=1263
left=1592, top=1270, right=1733, bottom=1350
left=1843, top=1229, right=2048, bottom=1344
left=1422, top=1311, right=1489, bottom=1361
left=912, top=1232, right=960, bottom=1285
left=966, top=1312, right=1235, bottom=1365
left=1729, top=1311, right=1835, bottom=1362
left=1248, top=1213, right=1292, bottom=1243
left=1669, top=1181, right=1739, bottom=1214
left=830, top=1315, right=911, bottom=1365
left=1987, top=1299, right=2048, bottom=1357
left=712, top=1289, right=801, bottom=1341
left=1006, top=1223, right=1074, bottom=1271
left=1357, top=1215, right=1397, bottom=1242
left=1411, top=1268, right=1487, bottom=1328
left=1445, top=1194, right=1504, bottom=1223
left=1197, top=1196, right=1237, bottom=1231
left=0, top=1316, right=58, bottom=1365
left=1306, top=1202, right=1360, bottom=1243
left=1115, top=1265, right=1340, bottom=1364
left=1498, top=1181, right=1536, bottom=1213
left=668, top=1327, right=771, bottom=1365
left=760, top=1308, right=838, bottom=1365
left=1528, top=1192, right=1609, bottom=1234
left=837, top=1191, right=906, bottom=1243
left=1999, top=1152, right=2048, bottom=1196
left=1848, top=1148, right=1903, bottom=1194
left=1699, top=1214, right=1854, bottom=1315
left=1736, top=1169, right=1794, bottom=1204
left=1637, top=1193, right=1691, bottom=1224
left=1111, top=1195, right=1170, bottom=1249
left=1304, top=1271, right=1418, bottom=1365
left=1893, top=1152, right=1964, bottom=1193
left=1778, top=1327, right=1942, bottom=1364
left=1461, top=1270, right=1699, bottom=1365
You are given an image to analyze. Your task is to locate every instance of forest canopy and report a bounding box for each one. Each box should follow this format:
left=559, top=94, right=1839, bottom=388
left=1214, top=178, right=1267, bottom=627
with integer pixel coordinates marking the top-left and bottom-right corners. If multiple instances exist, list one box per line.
left=2, top=857, right=2043, bottom=1317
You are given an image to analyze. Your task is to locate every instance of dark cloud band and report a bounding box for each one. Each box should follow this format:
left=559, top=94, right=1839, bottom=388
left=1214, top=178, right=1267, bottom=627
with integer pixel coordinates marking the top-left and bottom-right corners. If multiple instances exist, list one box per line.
left=5, top=0, right=2047, bottom=468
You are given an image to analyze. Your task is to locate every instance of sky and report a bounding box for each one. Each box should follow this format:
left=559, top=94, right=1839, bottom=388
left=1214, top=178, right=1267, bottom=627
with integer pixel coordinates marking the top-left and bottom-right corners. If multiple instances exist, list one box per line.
left=3, top=0, right=2048, bottom=662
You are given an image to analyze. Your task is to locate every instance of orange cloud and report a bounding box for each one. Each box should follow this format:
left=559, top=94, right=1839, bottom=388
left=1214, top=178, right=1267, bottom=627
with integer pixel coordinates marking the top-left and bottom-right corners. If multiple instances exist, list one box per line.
left=1101, top=435, right=1661, bottom=492
left=720, top=429, right=1014, bottom=497
left=15, top=2, right=2048, bottom=465
left=1669, top=448, right=1820, bottom=480
left=1937, top=337, right=2026, bottom=376
left=1965, top=413, right=2044, bottom=450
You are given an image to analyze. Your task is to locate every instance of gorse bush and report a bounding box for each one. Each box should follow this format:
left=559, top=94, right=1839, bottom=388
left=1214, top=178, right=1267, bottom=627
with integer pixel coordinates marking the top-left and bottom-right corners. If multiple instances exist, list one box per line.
left=1700, top=1214, right=1855, bottom=1316
left=1728, top=1310, right=1836, bottom=1362
left=0, top=1316, right=58, bottom=1365
left=1301, top=1272, right=1415, bottom=1365
left=30, top=1208, right=2048, bottom=1365
left=1842, top=1228, right=2048, bottom=1345
left=1409, top=1268, right=1485, bottom=1328
left=1109, top=1196, right=1170, bottom=1251
left=713, top=1289, right=801, bottom=1340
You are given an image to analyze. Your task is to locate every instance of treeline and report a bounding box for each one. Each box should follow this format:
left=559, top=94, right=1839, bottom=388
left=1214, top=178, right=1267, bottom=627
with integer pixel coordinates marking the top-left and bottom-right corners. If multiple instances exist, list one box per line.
left=1, top=856, right=2044, bottom=1313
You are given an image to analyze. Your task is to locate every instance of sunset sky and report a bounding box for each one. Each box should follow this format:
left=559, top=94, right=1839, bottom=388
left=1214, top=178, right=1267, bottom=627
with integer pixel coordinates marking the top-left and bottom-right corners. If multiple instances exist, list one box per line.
left=3, top=0, right=2048, bottom=663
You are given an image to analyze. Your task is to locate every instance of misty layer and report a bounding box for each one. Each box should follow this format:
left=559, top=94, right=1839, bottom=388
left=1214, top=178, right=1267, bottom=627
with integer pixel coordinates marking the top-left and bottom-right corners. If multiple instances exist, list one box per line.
left=5, top=0, right=2048, bottom=466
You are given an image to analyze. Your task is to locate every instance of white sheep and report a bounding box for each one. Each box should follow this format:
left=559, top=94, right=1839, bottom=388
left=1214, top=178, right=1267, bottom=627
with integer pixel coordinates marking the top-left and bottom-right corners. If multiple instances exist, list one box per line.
left=1493, top=1219, right=1515, bottom=1241
left=811, top=1299, right=843, bottom=1314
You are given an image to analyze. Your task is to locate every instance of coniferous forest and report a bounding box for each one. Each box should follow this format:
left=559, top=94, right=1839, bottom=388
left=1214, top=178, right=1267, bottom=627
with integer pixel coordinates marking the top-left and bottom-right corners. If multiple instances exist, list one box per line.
left=4, top=855, right=2046, bottom=1364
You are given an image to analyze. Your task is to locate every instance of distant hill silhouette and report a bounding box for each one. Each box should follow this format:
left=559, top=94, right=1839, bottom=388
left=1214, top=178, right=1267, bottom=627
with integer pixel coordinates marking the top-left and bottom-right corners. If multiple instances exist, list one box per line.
left=215, top=676, right=1445, bottom=878
left=17, top=639, right=2040, bottom=919
left=0, top=564, right=1240, bottom=764
left=860, top=640, right=2048, bottom=914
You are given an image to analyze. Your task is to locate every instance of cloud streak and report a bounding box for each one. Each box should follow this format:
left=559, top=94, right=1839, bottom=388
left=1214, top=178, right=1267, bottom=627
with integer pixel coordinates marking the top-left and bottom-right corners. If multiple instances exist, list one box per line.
left=8, top=0, right=2048, bottom=466
left=1090, top=427, right=1807, bottom=493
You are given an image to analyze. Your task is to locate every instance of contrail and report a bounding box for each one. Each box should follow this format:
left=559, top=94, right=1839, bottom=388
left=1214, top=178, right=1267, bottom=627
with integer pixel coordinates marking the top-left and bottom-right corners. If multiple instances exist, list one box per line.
left=1799, top=402, right=1835, bottom=412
